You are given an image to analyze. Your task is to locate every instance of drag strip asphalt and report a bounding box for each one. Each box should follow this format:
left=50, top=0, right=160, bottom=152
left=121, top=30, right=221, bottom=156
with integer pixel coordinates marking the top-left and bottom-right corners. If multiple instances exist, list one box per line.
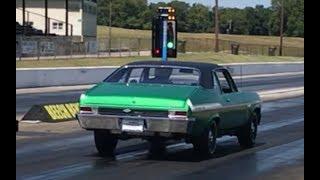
left=16, top=96, right=304, bottom=180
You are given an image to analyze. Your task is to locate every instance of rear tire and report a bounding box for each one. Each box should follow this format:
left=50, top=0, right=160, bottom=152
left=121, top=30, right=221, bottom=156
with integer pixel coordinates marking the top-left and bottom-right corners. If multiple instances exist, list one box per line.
left=94, top=130, right=118, bottom=157
left=193, top=122, right=217, bottom=158
left=237, top=113, right=258, bottom=148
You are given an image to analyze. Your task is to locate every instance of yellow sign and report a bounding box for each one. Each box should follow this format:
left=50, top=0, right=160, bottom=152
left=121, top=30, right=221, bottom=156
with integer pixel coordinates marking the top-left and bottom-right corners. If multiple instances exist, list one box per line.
left=44, top=103, right=79, bottom=120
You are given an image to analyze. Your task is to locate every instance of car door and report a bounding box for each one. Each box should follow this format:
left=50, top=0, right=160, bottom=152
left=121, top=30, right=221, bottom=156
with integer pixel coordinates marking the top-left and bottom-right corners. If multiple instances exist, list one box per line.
left=214, top=69, right=247, bottom=129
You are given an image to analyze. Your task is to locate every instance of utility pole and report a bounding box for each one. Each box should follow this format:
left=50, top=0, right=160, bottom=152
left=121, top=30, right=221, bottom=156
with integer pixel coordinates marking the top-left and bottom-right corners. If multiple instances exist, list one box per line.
left=22, top=0, right=26, bottom=35
left=109, top=0, right=112, bottom=56
left=45, top=0, right=48, bottom=35
left=214, top=0, right=219, bottom=52
left=65, top=0, right=69, bottom=36
left=279, top=0, right=284, bottom=56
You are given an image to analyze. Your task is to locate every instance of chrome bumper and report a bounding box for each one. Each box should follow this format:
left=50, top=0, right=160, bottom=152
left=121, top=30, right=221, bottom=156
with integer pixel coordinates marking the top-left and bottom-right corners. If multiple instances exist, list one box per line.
left=77, top=114, right=194, bottom=134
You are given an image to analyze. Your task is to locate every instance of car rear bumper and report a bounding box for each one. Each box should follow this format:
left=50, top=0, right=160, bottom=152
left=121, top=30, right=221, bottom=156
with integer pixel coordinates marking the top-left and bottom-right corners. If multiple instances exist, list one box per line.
left=76, top=114, right=195, bottom=134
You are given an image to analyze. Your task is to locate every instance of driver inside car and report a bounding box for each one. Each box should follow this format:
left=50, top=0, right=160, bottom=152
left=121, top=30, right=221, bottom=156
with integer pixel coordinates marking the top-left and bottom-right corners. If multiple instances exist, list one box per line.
left=145, top=68, right=173, bottom=84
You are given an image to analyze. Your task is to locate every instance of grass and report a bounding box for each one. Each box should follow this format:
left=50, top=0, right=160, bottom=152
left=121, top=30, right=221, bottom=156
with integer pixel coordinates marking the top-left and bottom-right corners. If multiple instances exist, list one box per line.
left=97, top=26, right=304, bottom=48
left=16, top=52, right=303, bottom=68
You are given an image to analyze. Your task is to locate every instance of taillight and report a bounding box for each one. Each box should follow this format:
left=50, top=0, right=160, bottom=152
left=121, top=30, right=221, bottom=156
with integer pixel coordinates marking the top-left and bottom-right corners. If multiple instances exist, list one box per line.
left=155, top=48, right=160, bottom=55
left=168, top=111, right=188, bottom=120
left=80, top=107, right=92, bottom=114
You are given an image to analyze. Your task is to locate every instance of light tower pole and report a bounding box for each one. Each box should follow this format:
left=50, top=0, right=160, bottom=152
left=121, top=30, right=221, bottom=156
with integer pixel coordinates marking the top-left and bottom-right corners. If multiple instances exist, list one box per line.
left=214, top=0, right=219, bottom=52
left=279, top=0, right=284, bottom=56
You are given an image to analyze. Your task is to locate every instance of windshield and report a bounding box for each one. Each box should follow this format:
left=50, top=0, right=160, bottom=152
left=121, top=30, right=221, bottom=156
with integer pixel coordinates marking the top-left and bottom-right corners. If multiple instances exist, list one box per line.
left=104, top=66, right=200, bottom=86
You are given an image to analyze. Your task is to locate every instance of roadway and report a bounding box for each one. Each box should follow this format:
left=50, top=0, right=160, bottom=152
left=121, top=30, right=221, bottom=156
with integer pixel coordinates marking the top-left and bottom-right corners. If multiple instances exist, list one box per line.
left=16, top=96, right=304, bottom=180
left=16, top=72, right=304, bottom=179
left=16, top=72, right=304, bottom=120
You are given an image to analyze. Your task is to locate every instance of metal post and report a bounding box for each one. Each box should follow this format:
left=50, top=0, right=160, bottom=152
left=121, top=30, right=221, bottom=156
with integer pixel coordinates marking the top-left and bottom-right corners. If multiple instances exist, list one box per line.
left=214, top=0, right=219, bottom=52
left=109, top=0, right=112, bottom=56
left=71, top=25, right=73, bottom=36
left=65, top=0, right=69, bottom=36
left=138, top=38, right=141, bottom=56
left=45, top=0, right=48, bottom=35
left=48, top=18, right=50, bottom=34
left=70, top=38, right=73, bottom=58
left=162, top=20, right=168, bottom=62
left=279, top=0, right=284, bottom=56
left=119, top=38, right=122, bottom=57
left=37, top=40, right=40, bottom=60
left=22, top=0, right=26, bottom=35
left=19, top=36, right=23, bottom=61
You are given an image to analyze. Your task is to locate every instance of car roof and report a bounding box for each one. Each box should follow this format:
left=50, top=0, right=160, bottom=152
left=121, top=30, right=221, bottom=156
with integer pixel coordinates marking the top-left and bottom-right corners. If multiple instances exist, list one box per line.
left=125, top=61, right=223, bottom=89
left=126, top=61, right=222, bottom=71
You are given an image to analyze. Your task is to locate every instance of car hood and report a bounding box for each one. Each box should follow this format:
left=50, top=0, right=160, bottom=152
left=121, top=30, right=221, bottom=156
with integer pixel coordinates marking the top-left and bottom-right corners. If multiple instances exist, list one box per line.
left=80, top=83, right=199, bottom=110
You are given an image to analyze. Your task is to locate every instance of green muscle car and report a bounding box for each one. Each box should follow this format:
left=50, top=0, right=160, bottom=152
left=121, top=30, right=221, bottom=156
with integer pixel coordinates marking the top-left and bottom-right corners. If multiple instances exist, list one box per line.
left=77, top=61, right=261, bottom=157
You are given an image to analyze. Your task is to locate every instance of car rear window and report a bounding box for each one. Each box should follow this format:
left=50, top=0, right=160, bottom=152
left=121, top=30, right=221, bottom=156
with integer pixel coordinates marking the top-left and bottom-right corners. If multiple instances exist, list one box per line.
left=104, top=66, right=200, bottom=86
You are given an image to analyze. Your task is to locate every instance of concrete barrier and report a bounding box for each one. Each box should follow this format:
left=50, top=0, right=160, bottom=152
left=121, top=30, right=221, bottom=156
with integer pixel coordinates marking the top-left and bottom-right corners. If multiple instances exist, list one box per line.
left=221, top=62, right=304, bottom=76
left=16, top=62, right=304, bottom=88
left=16, top=66, right=118, bottom=88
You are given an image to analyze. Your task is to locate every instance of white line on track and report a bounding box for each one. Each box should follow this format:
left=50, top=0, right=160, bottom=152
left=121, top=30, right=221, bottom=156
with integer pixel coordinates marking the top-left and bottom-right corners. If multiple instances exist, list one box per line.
left=232, top=71, right=303, bottom=79
left=20, top=116, right=304, bottom=180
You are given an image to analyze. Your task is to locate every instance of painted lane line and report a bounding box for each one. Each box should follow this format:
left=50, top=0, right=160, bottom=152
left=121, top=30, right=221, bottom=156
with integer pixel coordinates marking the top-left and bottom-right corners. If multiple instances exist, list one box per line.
left=255, top=139, right=304, bottom=172
left=16, top=113, right=304, bottom=156
left=22, top=126, right=305, bottom=180
left=22, top=163, right=92, bottom=180
left=261, top=97, right=304, bottom=113
left=217, top=116, right=303, bottom=143
left=257, top=86, right=304, bottom=95
left=232, top=71, right=303, bottom=79
left=16, top=135, right=93, bottom=155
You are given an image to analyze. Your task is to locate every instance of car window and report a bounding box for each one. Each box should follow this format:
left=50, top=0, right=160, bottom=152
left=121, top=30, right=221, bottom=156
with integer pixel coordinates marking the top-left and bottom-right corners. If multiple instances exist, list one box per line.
left=127, top=68, right=143, bottom=83
left=105, top=66, right=200, bottom=86
left=212, top=72, right=221, bottom=91
left=215, top=69, right=238, bottom=93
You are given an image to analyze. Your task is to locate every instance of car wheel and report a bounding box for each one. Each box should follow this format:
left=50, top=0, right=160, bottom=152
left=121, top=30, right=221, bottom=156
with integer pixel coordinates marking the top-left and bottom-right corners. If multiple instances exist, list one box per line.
left=237, top=113, right=258, bottom=148
left=148, top=138, right=166, bottom=155
left=94, top=130, right=118, bottom=157
left=193, top=122, right=217, bottom=157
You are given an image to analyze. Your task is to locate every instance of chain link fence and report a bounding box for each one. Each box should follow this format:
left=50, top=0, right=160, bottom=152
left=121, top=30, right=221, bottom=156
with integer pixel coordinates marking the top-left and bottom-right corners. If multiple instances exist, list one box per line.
left=16, top=36, right=304, bottom=60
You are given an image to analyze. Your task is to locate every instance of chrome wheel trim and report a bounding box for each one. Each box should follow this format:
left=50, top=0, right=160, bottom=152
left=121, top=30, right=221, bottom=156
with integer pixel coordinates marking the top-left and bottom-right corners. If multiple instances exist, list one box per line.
left=208, top=129, right=216, bottom=154
left=250, top=120, right=257, bottom=142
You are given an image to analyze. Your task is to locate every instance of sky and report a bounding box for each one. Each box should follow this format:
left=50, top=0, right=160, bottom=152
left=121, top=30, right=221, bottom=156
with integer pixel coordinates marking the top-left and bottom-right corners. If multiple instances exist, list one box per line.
left=148, top=0, right=271, bottom=9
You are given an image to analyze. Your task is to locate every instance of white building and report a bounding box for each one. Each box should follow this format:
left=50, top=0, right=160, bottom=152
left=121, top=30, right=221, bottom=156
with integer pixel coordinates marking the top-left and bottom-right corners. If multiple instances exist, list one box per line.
left=16, top=0, right=97, bottom=41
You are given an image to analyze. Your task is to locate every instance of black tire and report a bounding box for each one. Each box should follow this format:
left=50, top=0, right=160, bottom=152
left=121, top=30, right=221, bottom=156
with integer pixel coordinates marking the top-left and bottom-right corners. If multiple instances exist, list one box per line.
left=237, top=113, right=258, bottom=148
left=193, top=122, right=217, bottom=158
left=94, top=130, right=118, bottom=157
left=148, top=138, right=166, bottom=155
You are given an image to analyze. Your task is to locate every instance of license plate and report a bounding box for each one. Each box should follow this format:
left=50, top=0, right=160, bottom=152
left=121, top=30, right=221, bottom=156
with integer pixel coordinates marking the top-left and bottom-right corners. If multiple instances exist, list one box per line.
left=121, top=119, right=144, bottom=132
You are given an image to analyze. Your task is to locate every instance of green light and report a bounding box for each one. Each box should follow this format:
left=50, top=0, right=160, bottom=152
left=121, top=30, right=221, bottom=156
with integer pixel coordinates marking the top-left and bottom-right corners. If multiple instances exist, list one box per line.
left=167, top=42, right=174, bottom=48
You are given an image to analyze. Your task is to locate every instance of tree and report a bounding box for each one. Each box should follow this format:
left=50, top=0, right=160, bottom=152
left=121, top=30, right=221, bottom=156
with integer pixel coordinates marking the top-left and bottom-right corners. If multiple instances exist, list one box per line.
left=269, top=0, right=304, bottom=37
left=97, top=0, right=304, bottom=37
left=97, top=0, right=149, bottom=29
left=186, top=4, right=211, bottom=33
left=219, top=8, right=249, bottom=35
left=167, top=1, right=190, bottom=32
left=245, top=5, right=272, bottom=35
